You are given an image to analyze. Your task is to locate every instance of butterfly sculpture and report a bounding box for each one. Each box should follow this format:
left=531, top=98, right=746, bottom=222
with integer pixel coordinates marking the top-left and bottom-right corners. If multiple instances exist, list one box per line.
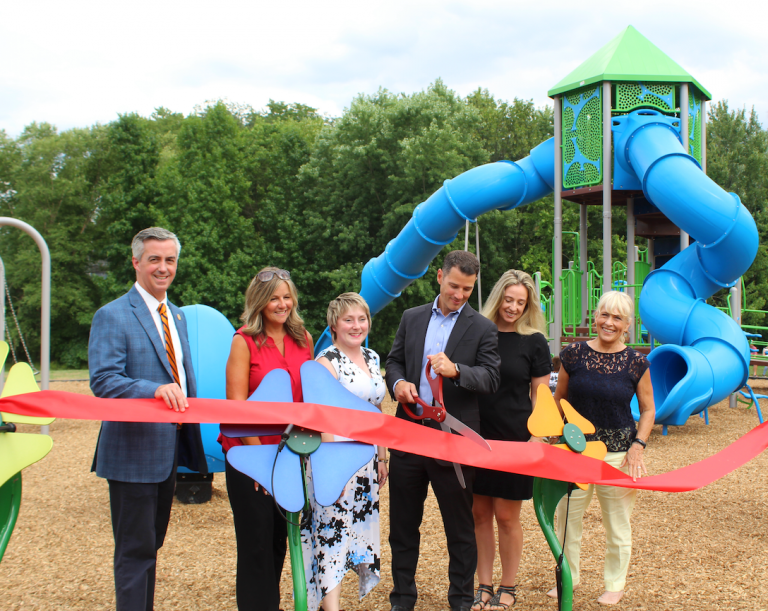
left=221, top=359, right=382, bottom=611
left=0, top=341, right=54, bottom=562
left=527, top=385, right=607, bottom=611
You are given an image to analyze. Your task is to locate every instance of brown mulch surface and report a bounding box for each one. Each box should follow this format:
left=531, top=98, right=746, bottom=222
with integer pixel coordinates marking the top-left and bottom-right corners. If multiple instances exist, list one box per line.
left=3, top=379, right=768, bottom=610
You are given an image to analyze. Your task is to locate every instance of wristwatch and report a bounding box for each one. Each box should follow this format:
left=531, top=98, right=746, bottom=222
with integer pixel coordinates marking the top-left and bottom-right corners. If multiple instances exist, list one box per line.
left=454, top=363, right=461, bottom=378
left=631, top=437, right=647, bottom=449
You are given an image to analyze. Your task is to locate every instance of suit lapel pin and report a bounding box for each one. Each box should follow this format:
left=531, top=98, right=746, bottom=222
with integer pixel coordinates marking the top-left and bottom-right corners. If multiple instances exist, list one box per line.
left=177, top=314, right=181, bottom=320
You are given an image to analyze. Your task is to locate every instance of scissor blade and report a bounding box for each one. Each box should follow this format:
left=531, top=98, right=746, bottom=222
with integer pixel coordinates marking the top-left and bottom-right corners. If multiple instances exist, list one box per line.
left=439, top=422, right=466, bottom=488
left=451, top=461, right=466, bottom=488
left=443, top=413, right=492, bottom=451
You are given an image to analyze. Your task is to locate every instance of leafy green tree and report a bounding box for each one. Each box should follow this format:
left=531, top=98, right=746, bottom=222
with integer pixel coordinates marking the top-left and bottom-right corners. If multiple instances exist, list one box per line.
left=464, top=90, right=558, bottom=297
left=0, top=123, right=107, bottom=367
left=5, top=87, right=765, bottom=367
left=243, top=101, right=325, bottom=263
left=467, top=88, right=554, bottom=163
left=95, top=113, right=164, bottom=302
left=147, top=101, right=327, bottom=326
left=706, top=101, right=768, bottom=327
left=152, top=102, right=259, bottom=319
left=295, top=81, right=491, bottom=354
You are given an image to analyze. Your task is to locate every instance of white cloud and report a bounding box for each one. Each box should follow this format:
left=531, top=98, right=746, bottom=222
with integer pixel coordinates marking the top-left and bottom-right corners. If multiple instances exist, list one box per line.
left=1, top=0, right=767, bottom=135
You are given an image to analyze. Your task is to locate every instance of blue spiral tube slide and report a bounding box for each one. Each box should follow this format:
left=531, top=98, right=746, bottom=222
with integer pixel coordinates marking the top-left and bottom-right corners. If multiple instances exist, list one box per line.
left=317, top=108, right=757, bottom=430
left=615, top=110, right=758, bottom=425
left=314, top=138, right=556, bottom=354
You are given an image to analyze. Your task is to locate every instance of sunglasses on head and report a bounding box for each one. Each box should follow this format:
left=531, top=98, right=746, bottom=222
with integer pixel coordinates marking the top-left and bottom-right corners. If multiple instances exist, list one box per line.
left=258, top=269, right=291, bottom=282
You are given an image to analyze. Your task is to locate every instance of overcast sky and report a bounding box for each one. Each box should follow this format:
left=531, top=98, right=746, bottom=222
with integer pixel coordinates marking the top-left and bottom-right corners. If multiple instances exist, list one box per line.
left=3, top=0, right=766, bottom=137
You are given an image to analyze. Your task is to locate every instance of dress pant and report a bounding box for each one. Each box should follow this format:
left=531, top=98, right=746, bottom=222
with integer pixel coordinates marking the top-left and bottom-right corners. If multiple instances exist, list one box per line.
left=555, top=451, right=637, bottom=592
left=226, top=459, right=288, bottom=611
left=108, top=462, right=177, bottom=611
left=389, top=450, right=476, bottom=609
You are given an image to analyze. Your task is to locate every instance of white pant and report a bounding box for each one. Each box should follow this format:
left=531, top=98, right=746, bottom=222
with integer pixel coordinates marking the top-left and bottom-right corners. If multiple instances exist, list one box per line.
left=555, top=451, right=637, bottom=592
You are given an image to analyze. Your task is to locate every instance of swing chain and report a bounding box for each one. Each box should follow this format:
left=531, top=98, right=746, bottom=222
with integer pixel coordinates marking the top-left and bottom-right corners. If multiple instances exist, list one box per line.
left=4, top=280, right=39, bottom=375
left=5, top=320, right=18, bottom=365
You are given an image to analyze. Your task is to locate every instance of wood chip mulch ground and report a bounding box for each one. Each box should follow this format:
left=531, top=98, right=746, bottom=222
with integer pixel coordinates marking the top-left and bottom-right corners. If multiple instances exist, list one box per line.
left=3, top=380, right=768, bottom=610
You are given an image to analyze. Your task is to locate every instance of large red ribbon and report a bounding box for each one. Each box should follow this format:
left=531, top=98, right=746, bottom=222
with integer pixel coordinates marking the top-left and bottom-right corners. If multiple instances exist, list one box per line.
left=4, top=390, right=767, bottom=492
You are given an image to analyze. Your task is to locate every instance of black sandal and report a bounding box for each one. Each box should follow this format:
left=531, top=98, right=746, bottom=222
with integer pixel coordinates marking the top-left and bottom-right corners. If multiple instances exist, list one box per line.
left=472, top=584, right=494, bottom=611
left=487, top=584, right=517, bottom=609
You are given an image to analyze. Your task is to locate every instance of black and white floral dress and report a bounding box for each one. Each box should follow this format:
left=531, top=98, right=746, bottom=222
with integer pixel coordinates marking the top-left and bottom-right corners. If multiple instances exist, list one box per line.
left=301, top=345, right=386, bottom=611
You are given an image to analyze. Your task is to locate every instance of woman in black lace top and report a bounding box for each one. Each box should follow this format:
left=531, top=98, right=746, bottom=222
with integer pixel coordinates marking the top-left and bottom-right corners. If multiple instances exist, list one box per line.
left=549, top=291, right=655, bottom=607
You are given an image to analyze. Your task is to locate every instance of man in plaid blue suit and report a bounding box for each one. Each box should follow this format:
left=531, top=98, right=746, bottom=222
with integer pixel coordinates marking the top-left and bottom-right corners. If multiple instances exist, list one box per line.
left=89, top=227, right=206, bottom=611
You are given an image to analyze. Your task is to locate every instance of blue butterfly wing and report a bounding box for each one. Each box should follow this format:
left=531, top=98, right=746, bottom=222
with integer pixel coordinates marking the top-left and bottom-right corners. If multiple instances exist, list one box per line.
left=300, top=361, right=379, bottom=504
left=226, top=445, right=305, bottom=513
left=220, top=368, right=294, bottom=438
left=310, top=442, right=375, bottom=506
left=300, top=361, right=380, bottom=414
left=220, top=423, right=288, bottom=438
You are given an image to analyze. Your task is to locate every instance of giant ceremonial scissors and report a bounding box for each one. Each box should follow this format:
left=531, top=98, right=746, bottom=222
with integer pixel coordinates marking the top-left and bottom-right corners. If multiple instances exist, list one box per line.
left=401, top=362, right=491, bottom=487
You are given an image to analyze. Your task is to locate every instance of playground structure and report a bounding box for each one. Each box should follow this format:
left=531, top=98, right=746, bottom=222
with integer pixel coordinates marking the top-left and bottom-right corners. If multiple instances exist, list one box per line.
left=0, top=218, right=54, bottom=562
left=0, top=218, right=51, bottom=396
left=326, top=25, right=759, bottom=431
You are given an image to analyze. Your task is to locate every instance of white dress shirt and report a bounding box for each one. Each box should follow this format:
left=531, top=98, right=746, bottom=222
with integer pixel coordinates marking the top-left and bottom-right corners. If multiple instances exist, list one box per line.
left=134, top=282, right=188, bottom=397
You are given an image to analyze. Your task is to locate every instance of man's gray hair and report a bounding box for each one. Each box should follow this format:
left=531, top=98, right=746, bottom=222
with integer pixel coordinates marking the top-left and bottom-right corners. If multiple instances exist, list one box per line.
left=131, top=227, right=181, bottom=260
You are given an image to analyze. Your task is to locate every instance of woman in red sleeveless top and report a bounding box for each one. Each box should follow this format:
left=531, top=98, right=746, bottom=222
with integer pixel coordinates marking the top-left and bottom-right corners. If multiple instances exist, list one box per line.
left=221, top=267, right=313, bottom=611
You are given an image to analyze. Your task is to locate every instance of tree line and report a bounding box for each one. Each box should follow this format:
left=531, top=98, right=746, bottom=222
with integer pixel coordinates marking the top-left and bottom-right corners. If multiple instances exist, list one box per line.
left=0, top=82, right=766, bottom=368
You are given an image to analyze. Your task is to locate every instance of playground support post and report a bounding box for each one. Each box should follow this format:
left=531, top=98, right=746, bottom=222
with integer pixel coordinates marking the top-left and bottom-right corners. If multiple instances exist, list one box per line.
left=580, top=205, right=588, bottom=325
left=0, top=218, right=50, bottom=434
left=476, top=220, right=482, bottom=311
left=729, top=282, right=742, bottom=408
left=602, top=82, right=612, bottom=291
left=647, top=238, right=654, bottom=271
left=464, top=220, right=482, bottom=311
left=626, top=198, right=636, bottom=343
left=679, top=84, right=690, bottom=251
left=553, top=96, right=563, bottom=354
left=701, top=100, right=707, bottom=173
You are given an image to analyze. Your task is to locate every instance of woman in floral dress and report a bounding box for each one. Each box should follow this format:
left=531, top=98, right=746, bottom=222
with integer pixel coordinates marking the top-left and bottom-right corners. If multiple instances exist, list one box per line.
left=302, top=292, right=388, bottom=611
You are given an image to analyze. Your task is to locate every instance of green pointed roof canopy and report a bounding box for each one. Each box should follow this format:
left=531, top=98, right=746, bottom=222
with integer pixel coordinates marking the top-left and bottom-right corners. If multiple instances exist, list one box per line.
left=548, top=26, right=710, bottom=99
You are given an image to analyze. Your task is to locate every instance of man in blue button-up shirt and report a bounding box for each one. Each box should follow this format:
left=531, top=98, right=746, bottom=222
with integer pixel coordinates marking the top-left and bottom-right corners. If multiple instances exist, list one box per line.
left=386, top=250, right=501, bottom=611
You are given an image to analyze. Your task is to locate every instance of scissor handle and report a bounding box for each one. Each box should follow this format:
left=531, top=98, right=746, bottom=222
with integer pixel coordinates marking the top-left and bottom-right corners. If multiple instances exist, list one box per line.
left=399, top=362, right=447, bottom=422
left=424, top=361, right=444, bottom=406
left=402, top=396, right=447, bottom=423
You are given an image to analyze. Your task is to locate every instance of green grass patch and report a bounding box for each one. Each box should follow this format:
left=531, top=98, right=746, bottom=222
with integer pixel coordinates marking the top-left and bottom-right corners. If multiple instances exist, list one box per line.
left=46, top=369, right=90, bottom=381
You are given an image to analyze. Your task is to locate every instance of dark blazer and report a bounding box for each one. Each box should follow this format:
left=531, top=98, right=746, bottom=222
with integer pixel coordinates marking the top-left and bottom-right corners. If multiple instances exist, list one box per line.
left=385, top=301, right=500, bottom=438
left=89, top=285, right=206, bottom=483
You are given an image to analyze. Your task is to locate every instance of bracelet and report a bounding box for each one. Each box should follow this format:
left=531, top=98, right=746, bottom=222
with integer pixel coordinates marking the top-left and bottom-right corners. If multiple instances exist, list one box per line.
left=631, top=438, right=647, bottom=449
left=379, top=457, right=389, bottom=463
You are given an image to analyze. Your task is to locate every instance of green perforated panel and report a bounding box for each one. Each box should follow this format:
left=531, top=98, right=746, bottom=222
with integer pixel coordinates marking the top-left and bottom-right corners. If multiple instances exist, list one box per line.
left=565, top=92, right=582, bottom=106
left=615, top=82, right=675, bottom=113
left=689, top=90, right=702, bottom=164
left=562, top=85, right=602, bottom=189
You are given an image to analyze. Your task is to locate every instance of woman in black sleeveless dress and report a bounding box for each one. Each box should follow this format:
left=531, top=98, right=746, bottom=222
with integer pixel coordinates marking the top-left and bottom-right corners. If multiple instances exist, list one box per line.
left=471, top=270, right=551, bottom=610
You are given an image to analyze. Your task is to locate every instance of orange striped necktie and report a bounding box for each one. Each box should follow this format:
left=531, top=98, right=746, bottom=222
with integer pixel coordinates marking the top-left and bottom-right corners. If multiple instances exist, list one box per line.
left=157, top=303, right=181, bottom=386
